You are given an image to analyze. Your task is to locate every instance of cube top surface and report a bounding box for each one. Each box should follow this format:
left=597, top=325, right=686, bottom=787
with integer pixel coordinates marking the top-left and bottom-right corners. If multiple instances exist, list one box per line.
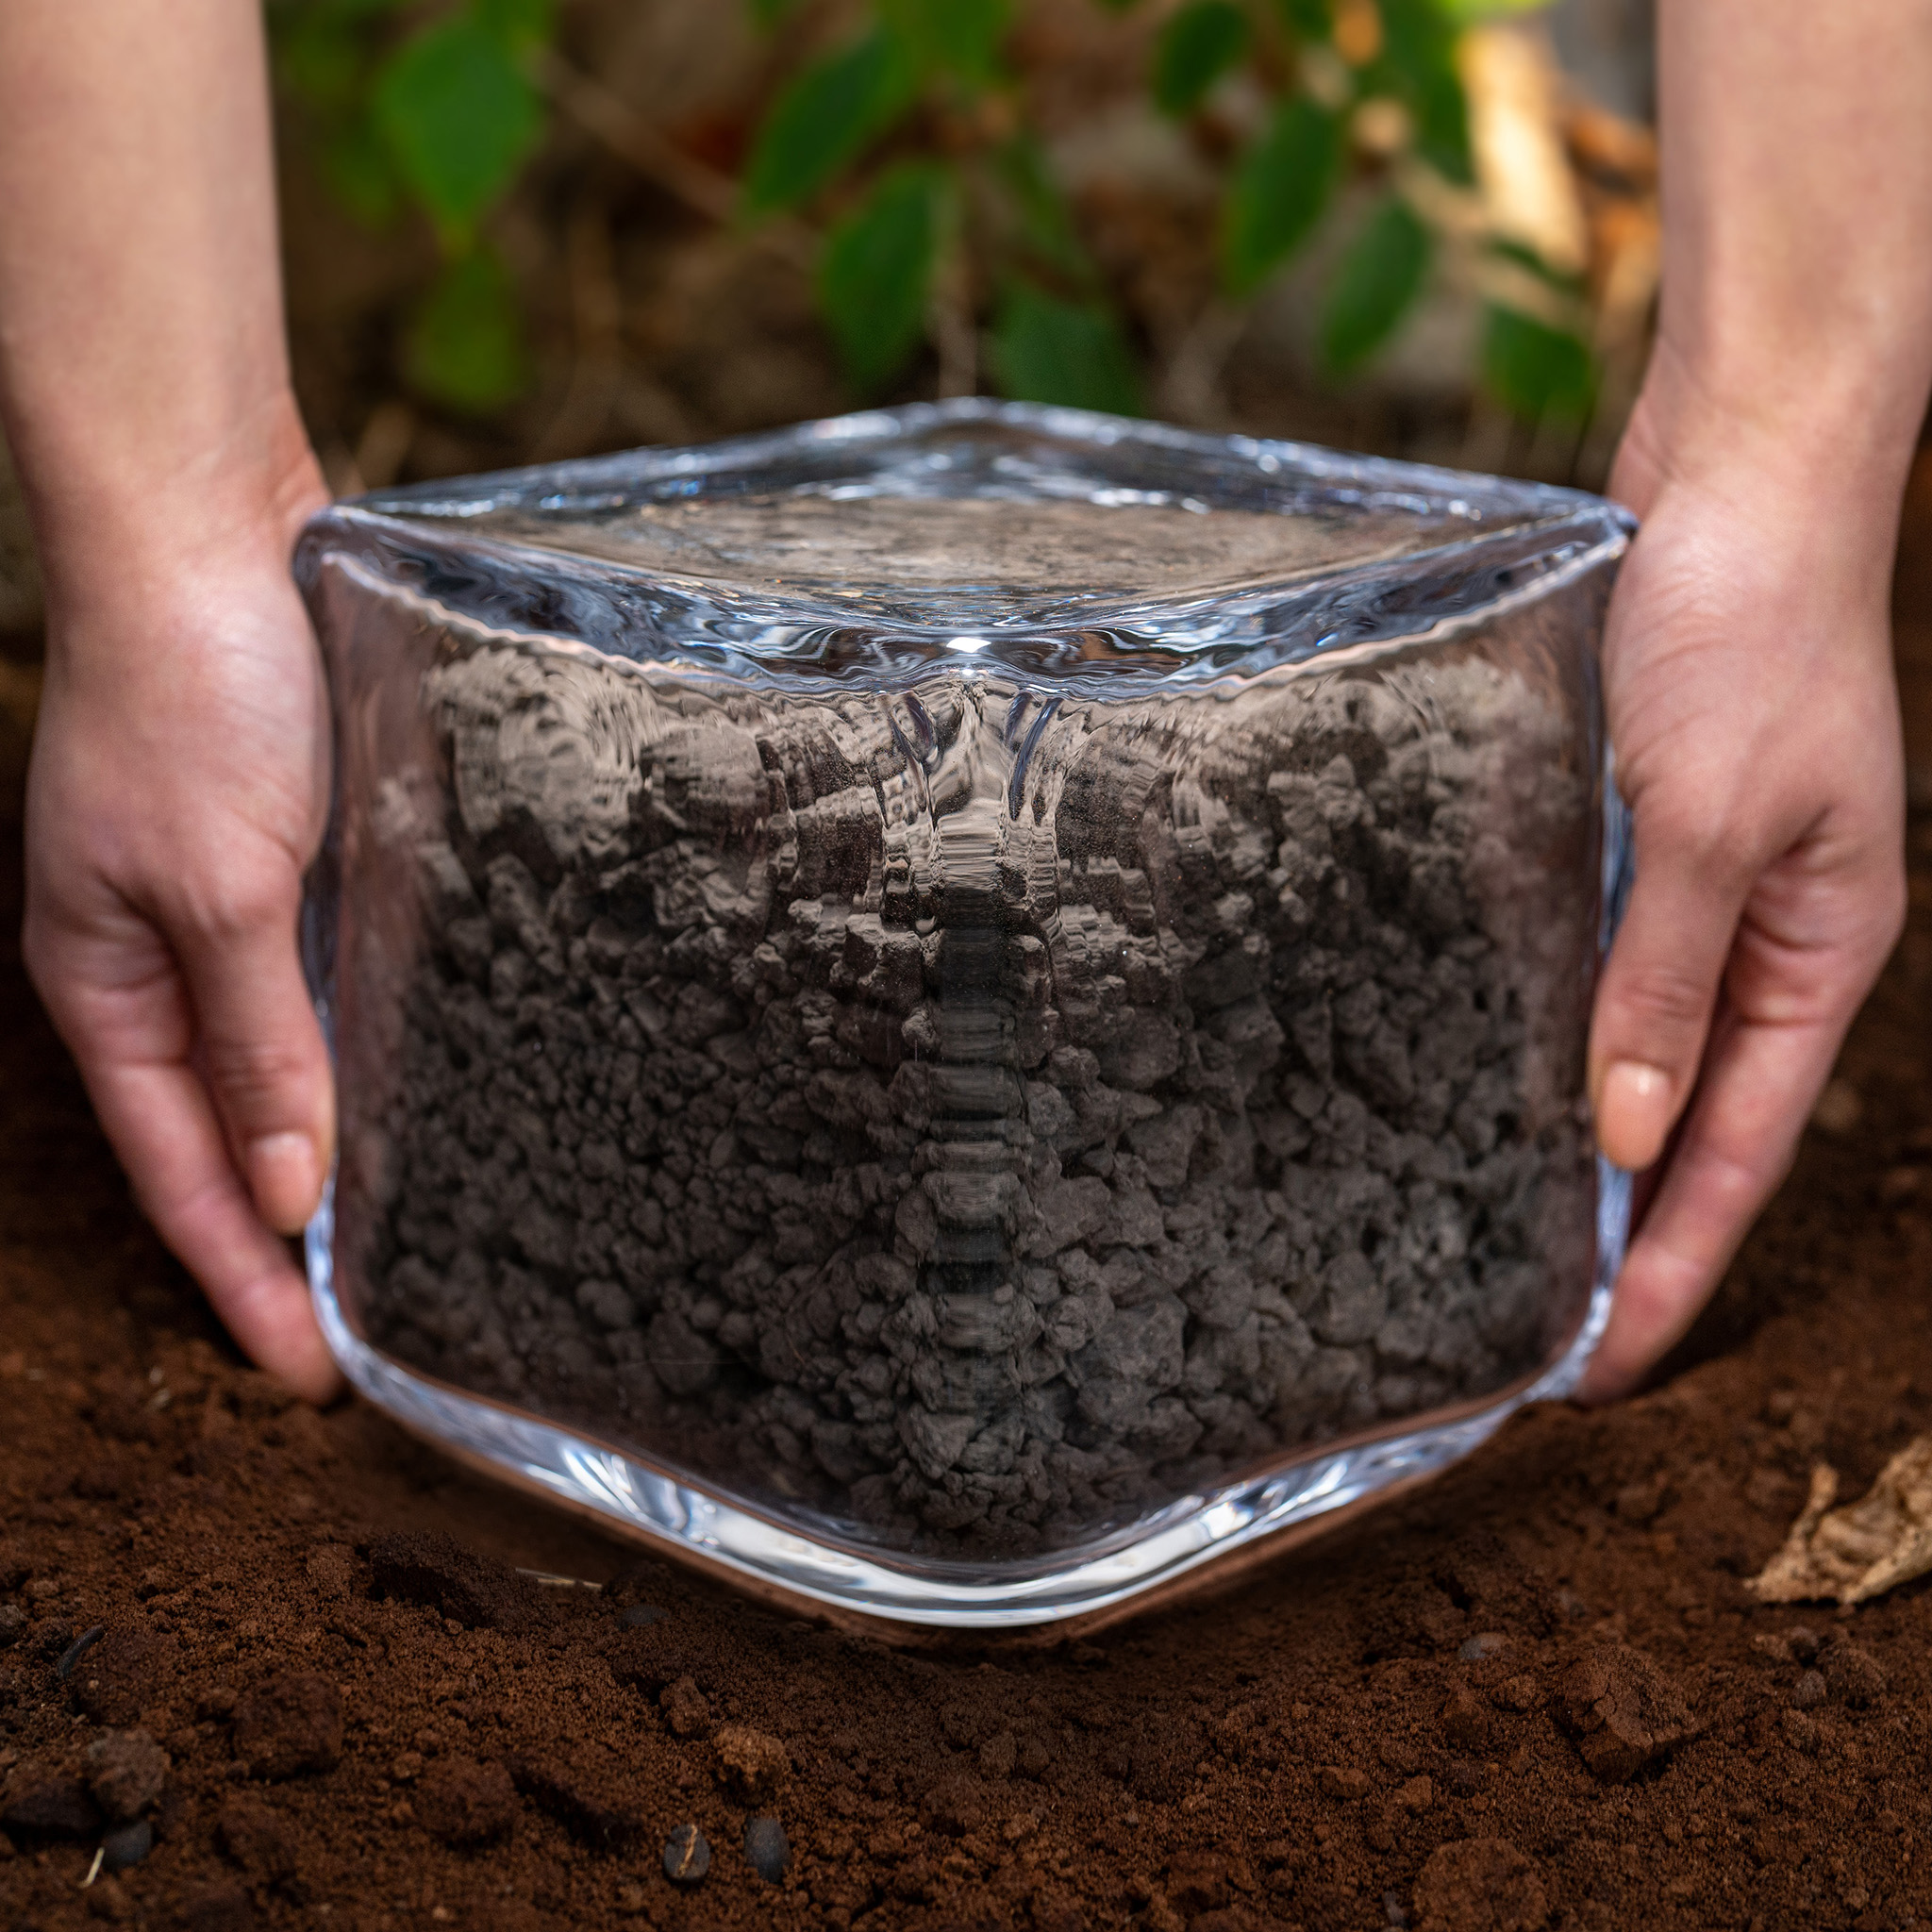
left=305, top=398, right=1630, bottom=690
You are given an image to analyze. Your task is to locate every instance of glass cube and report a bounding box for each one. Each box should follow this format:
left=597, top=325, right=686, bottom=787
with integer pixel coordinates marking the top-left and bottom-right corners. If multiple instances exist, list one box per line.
left=297, top=400, right=1633, bottom=1629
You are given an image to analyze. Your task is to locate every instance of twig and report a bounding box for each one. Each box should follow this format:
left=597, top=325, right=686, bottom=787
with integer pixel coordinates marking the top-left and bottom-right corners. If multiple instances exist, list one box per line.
left=537, top=51, right=817, bottom=274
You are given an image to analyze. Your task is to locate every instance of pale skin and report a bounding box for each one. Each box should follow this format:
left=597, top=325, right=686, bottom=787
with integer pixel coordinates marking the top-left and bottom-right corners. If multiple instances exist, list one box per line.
left=1, top=3, right=1929, bottom=1409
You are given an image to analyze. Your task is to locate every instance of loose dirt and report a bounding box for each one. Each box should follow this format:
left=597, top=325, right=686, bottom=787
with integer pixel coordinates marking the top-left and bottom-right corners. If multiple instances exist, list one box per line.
left=5, top=470, right=1932, bottom=1931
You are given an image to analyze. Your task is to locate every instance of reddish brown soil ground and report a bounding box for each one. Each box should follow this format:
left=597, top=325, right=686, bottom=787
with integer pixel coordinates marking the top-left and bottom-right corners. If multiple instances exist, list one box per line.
left=3, top=466, right=1932, bottom=1932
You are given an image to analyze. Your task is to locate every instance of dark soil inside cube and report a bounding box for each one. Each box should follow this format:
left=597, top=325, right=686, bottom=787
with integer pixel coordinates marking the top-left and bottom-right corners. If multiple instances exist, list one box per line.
left=323, top=563, right=1605, bottom=1558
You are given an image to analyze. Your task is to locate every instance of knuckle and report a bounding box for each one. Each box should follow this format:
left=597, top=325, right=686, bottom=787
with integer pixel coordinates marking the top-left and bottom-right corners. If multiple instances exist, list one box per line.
left=202, top=1034, right=312, bottom=1121
left=1609, top=959, right=1712, bottom=1047
left=169, top=861, right=300, bottom=945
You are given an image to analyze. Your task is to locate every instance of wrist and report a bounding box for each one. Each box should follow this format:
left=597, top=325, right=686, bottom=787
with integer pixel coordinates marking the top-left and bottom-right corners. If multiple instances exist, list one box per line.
left=1614, top=329, right=1928, bottom=525
left=23, top=388, right=327, bottom=629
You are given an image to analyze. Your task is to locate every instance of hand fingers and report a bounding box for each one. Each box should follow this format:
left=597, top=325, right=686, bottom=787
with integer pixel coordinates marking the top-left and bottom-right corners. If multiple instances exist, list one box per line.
left=1576, top=998, right=1846, bottom=1404
left=87, top=1044, right=341, bottom=1405
left=25, top=911, right=341, bottom=1405
left=169, top=876, right=335, bottom=1236
left=1588, top=808, right=1756, bottom=1172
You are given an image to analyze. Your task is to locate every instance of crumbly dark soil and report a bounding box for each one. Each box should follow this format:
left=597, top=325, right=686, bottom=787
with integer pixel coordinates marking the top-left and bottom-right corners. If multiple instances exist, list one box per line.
left=325, top=569, right=1602, bottom=1559
left=6, top=482, right=1932, bottom=1932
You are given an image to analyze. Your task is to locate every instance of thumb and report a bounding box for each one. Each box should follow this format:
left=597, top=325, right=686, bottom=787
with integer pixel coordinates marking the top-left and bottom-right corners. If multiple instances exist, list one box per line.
left=173, top=876, right=335, bottom=1235
left=1589, top=808, right=1754, bottom=1171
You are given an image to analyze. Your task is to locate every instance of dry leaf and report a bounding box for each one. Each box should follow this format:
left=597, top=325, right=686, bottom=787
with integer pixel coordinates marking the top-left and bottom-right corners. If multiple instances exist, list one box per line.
left=1748, top=1437, right=1932, bottom=1605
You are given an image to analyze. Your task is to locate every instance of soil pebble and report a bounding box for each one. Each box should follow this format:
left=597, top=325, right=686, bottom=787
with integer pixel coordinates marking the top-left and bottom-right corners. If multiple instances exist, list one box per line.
left=743, top=1814, right=790, bottom=1882
left=659, top=1675, right=712, bottom=1738
left=619, top=1603, right=666, bottom=1629
left=100, top=1817, right=154, bottom=1873
left=712, top=1724, right=788, bottom=1800
left=1412, top=1837, right=1547, bottom=1932
left=0, top=1604, right=24, bottom=1647
left=1551, top=1644, right=1692, bottom=1784
left=663, top=1823, right=710, bottom=1885
left=415, top=1757, right=520, bottom=1846
left=1790, top=1668, right=1826, bottom=1710
left=85, top=1729, right=169, bottom=1820
left=231, top=1674, right=344, bottom=1780
left=367, top=1529, right=544, bottom=1632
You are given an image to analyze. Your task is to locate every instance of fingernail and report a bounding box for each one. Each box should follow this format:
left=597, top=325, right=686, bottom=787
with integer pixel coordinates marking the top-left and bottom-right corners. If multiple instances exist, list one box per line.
left=248, top=1131, right=321, bottom=1234
left=1596, top=1059, right=1676, bottom=1172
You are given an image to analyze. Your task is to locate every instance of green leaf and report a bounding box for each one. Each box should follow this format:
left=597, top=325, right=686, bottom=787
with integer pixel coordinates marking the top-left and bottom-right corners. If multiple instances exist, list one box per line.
left=818, top=163, right=945, bottom=391
left=1435, top=0, right=1552, bottom=18
left=740, top=28, right=918, bottom=215
left=1153, top=1, right=1250, bottom=115
left=1275, top=0, right=1330, bottom=34
left=404, top=250, right=530, bottom=412
left=879, top=0, right=1010, bottom=86
left=374, top=17, right=543, bottom=235
left=321, top=118, right=402, bottom=227
left=474, top=0, right=552, bottom=53
left=1319, top=193, right=1431, bottom=374
left=1221, top=95, right=1342, bottom=295
left=1481, top=303, right=1595, bottom=422
left=989, top=282, right=1142, bottom=416
left=1374, top=0, right=1472, bottom=182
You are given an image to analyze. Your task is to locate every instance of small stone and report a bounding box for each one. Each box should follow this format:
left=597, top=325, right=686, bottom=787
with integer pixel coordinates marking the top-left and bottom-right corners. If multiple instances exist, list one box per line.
left=1786, top=1624, right=1822, bottom=1663
left=1320, top=1766, right=1370, bottom=1800
left=659, top=1675, right=713, bottom=1740
left=744, top=1814, right=791, bottom=1882
left=663, top=1823, right=710, bottom=1885
left=86, top=1731, right=169, bottom=1821
left=1552, top=1645, right=1692, bottom=1784
left=0, top=1604, right=25, bottom=1647
left=231, top=1674, right=344, bottom=1780
left=100, top=1819, right=153, bottom=1873
left=712, top=1724, right=789, bottom=1800
left=56, top=1626, right=107, bottom=1681
left=1457, top=1632, right=1507, bottom=1661
left=1791, top=1670, right=1827, bottom=1711
left=619, top=1604, right=666, bottom=1630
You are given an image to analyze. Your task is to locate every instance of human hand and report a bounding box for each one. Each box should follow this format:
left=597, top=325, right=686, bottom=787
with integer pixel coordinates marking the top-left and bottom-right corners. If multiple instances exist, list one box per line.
left=1577, top=384, right=1908, bottom=1400
left=23, top=443, right=341, bottom=1401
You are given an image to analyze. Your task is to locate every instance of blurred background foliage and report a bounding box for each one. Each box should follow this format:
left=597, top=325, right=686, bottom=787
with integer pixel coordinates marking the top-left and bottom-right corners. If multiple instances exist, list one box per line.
left=0, top=0, right=1658, bottom=651
left=256, top=0, right=1658, bottom=504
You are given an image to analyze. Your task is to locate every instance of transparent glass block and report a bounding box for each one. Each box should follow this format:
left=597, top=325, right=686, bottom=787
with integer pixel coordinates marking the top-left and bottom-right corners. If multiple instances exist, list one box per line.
left=297, top=400, right=1633, bottom=1630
